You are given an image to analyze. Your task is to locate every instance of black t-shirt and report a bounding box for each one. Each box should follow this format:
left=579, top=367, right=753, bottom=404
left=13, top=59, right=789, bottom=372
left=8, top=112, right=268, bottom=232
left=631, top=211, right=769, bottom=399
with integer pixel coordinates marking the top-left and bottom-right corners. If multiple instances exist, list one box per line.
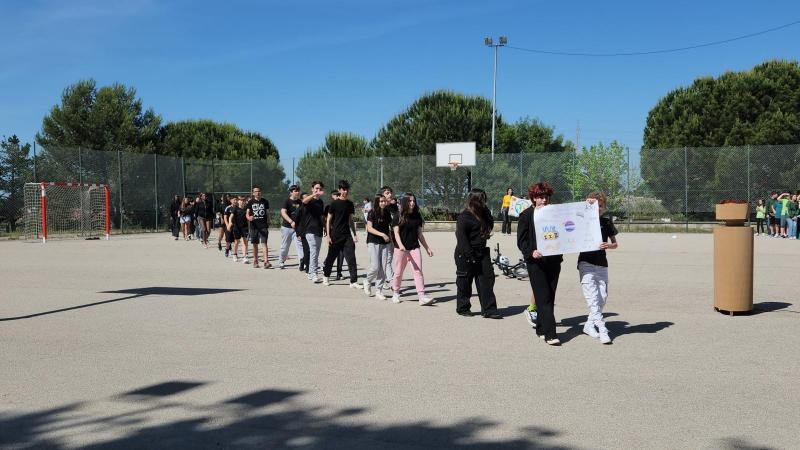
left=223, top=205, right=234, bottom=226
left=367, top=208, right=391, bottom=245
left=393, top=210, right=424, bottom=250
left=234, top=206, right=248, bottom=229
left=327, top=199, right=355, bottom=241
left=302, top=198, right=324, bottom=236
left=246, top=198, right=270, bottom=227
left=578, top=216, right=618, bottom=267
left=282, top=198, right=301, bottom=228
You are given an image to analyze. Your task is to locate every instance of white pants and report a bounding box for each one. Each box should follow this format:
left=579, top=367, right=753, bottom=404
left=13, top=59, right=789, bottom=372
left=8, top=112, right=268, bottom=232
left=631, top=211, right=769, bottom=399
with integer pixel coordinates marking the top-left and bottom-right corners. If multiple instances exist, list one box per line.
left=578, top=261, right=608, bottom=331
left=280, top=226, right=304, bottom=262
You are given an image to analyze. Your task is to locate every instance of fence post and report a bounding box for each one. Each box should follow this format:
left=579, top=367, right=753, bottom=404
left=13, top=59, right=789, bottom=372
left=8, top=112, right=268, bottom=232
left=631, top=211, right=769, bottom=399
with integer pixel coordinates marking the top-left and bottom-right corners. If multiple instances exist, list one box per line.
left=684, top=147, right=689, bottom=232
left=118, top=148, right=123, bottom=234
left=571, top=149, right=577, bottom=201
left=211, top=158, right=215, bottom=198
left=249, top=158, right=253, bottom=190
left=154, top=154, right=159, bottom=231
left=181, top=157, right=186, bottom=199
left=32, top=141, right=37, bottom=182
left=78, top=147, right=84, bottom=236
left=746, top=145, right=751, bottom=227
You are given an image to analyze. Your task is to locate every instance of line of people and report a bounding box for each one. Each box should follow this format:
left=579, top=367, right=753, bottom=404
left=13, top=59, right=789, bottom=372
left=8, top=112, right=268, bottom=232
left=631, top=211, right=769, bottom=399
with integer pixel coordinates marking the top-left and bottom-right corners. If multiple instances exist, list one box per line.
left=757, top=191, right=800, bottom=239
left=170, top=179, right=620, bottom=347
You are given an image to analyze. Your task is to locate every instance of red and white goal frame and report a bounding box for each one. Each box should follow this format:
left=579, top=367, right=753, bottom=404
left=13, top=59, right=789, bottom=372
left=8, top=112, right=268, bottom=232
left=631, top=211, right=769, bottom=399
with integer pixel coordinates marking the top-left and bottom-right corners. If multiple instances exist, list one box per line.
left=24, top=182, right=111, bottom=243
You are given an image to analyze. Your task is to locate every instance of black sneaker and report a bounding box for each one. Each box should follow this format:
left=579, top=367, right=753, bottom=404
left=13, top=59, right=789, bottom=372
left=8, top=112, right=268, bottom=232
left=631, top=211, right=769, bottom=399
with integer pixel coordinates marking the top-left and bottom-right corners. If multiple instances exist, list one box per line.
left=335, top=274, right=342, bottom=281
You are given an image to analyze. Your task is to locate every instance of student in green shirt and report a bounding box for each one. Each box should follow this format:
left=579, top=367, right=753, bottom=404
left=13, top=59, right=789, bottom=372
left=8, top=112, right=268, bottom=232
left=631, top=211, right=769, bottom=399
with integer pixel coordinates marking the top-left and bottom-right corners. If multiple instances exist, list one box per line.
left=788, top=195, right=799, bottom=240
left=755, top=199, right=766, bottom=236
left=767, top=191, right=778, bottom=237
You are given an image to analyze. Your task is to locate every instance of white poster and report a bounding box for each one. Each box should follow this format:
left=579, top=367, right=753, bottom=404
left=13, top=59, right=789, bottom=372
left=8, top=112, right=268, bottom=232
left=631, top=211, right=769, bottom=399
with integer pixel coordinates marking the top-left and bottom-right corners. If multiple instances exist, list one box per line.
left=508, top=197, right=532, bottom=217
left=533, top=202, right=602, bottom=256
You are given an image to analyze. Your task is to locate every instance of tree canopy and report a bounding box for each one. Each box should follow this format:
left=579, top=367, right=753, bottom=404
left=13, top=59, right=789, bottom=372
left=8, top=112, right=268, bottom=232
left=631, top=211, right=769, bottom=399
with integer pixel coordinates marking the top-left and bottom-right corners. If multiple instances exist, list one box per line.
left=643, top=60, right=800, bottom=148
left=36, top=79, right=161, bottom=152
left=160, top=120, right=280, bottom=160
left=0, top=136, right=33, bottom=231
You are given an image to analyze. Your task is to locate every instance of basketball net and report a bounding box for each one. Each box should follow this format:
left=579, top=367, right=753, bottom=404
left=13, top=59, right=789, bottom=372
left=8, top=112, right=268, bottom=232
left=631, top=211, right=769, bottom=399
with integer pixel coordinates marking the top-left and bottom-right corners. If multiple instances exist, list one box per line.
left=448, top=161, right=461, bottom=172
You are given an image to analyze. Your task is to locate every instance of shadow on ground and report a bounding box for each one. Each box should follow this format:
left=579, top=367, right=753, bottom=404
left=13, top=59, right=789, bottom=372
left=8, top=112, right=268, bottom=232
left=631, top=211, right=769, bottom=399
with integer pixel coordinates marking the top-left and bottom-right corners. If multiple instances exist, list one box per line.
left=0, top=287, right=243, bottom=322
left=0, top=380, right=572, bottom=450
left=557, top=313, right=674, bottom=344
left=749, top=301, right=797, bottom=315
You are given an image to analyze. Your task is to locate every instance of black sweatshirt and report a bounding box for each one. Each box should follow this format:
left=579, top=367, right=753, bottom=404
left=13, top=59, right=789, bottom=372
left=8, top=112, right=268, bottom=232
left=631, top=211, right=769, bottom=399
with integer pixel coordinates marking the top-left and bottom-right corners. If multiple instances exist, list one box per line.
left=455, top=209, right=494, bottom=260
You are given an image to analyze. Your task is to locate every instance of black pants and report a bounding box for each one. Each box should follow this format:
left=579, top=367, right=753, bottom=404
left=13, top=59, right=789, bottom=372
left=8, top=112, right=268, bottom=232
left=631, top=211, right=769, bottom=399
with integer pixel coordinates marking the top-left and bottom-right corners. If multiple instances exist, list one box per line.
left=501, top=208, right=511, bottom=234
left=300, top=234, right=310, bottom=272
left=170, top=215, right=179, bottom=237
left=455, top=250, right=498, bottom=314
left=526, top=260, right=561, bottom=340
left=756, top=218, right=765, bottom=234
left=323, top=236, right=357, bottom=283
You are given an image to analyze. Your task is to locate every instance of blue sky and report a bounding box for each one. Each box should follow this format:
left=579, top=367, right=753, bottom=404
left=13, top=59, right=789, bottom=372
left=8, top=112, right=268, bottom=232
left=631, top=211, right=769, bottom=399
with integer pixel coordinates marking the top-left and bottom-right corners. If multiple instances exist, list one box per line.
left=1, top=0, right=799, bottom=170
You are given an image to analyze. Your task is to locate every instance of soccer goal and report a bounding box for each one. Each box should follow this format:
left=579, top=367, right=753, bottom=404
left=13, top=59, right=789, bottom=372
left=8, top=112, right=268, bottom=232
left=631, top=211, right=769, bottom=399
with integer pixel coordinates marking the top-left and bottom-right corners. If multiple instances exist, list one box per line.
left=24, top=182, right=110, bottom=242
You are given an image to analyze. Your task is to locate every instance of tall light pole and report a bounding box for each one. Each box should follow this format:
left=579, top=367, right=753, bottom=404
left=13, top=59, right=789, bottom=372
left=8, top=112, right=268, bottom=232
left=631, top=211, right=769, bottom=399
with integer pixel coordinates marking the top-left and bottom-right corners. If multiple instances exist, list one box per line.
left=485, top=36, right=507, bottom=161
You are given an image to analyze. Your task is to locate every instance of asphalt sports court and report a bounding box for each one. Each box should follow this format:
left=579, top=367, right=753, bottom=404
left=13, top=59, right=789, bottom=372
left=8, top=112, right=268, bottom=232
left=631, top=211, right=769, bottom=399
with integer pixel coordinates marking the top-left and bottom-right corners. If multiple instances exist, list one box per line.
left=1, top=232, right=798, bottom=449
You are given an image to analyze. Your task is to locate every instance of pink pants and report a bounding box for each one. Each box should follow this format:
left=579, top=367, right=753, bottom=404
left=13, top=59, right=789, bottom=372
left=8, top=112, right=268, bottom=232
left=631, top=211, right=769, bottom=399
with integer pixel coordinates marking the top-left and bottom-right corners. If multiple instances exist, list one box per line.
left=392, top=247, right=426, bottom=295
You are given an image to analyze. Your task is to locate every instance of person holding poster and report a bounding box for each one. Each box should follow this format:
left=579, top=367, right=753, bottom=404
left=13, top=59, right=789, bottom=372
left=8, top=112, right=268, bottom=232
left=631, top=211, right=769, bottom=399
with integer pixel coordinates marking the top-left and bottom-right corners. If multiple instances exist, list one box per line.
left=517, top=181, right=563, bottom=345
left=579, top=192, right=618, bottom=344
left=455, top=189, right=501, bottom=319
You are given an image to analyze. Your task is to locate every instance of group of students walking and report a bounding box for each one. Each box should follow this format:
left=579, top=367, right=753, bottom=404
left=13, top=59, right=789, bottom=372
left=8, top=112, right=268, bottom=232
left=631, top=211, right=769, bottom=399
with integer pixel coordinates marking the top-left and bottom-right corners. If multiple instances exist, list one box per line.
left=171, top=179, right=620, bottom=347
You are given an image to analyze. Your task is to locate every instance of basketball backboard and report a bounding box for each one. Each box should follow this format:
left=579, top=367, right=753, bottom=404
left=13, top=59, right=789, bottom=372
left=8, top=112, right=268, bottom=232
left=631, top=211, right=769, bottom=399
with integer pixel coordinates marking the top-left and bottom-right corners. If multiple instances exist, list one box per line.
left=436, top=142, right=476, bottom=168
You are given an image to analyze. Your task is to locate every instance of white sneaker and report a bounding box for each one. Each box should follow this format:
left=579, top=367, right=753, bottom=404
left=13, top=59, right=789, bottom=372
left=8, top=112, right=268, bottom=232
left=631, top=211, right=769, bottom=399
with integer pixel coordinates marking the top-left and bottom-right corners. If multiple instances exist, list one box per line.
left=233, top=256, right=239, bottom=263
left=383, top=282, right=391, bottom=291
left=545, top=337, right=561, bottom=346
left=391, top=293, right=401, bottom=304
left=418, top=296, right=434, bottom=306
left=243, top=257, right=250, bottom=264
left=322, top=277, right=330, bottom=286
left=349, top=282, right=360, bottom=289
left=310, top=275, right=321, bottom=283
left=279, top=261, right=285, bottom=269
left=363, top=282, right=372, bottom=296
left=583, top=322, right=599, bottom=338
left=375, top=292, right=387, bottom=301
left=599, top=329, right=612, bottom=344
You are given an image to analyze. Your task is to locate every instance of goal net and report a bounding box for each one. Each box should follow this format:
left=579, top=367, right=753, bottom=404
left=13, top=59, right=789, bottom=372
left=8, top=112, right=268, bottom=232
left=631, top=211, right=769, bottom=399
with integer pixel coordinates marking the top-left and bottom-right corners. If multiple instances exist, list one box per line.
left=24, top=182, right=110, bottom=242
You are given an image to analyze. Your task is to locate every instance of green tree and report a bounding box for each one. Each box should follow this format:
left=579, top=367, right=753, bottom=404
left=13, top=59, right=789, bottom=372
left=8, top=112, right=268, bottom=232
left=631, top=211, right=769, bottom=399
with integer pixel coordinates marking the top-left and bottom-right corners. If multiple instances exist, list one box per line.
left=37, top=79, right=161, bottom=153
left=497, top=116, right=574, bottom=153
left=0, top=136, right=33, bottom=232
left=563, top=141, right=628, bottom=209
left=160, top=120, right=280, bottom=160
left=641, top=60, right=800, bottom=214
left=370, top=91, right=496, bottom=156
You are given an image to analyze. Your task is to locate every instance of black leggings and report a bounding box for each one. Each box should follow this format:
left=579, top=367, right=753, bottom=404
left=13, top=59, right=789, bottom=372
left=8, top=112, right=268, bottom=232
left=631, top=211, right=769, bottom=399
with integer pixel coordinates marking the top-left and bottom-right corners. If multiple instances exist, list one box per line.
left=526, top=260, right=561, bottom=340
left=455, top=250, right=498, bottom=314
left=299, top=234, right=310, bottom=271
left=756, top=218, right=765, bottom=234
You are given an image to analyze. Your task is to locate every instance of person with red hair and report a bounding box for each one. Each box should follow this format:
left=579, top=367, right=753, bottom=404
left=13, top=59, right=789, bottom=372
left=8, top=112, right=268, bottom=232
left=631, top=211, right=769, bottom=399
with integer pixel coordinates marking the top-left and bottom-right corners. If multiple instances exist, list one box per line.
left=517, top=181, right=563, bottom=345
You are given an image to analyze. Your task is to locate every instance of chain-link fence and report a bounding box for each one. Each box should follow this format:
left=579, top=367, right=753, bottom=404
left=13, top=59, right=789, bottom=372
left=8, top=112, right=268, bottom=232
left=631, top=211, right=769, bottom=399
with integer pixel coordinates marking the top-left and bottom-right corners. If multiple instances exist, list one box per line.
left=2, top=145, right=799, bottom=237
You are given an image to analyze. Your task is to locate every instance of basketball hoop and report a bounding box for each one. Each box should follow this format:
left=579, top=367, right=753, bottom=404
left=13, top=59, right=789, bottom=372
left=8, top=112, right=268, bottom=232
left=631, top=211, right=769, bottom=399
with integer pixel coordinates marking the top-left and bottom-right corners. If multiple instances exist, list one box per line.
left=448, top=161, right=461, bottom=172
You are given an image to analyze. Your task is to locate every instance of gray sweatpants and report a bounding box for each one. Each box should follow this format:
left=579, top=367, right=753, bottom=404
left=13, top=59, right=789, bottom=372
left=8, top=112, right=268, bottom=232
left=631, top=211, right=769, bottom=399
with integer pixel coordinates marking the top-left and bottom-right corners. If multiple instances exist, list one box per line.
left=305, top=233, right=322, bottom=277
left=384, top=242, right=394, bottom=283
left=578, top=261, right=609, bottom=331
left=280, top=226, right=304, bottom=263
left=366, top=242, right=390, bottom=287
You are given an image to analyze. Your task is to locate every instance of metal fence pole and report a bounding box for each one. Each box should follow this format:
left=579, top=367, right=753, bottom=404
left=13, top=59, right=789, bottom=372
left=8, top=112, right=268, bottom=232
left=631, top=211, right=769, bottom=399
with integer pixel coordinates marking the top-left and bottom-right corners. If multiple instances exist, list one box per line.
left=249, top=159, right=253, bottom=189
left=154, top=154, right=159, bottom=231
left=118, top=148, right=123, bottom=234
left=211, top=158, right=215, bottom=198
left=78, top=147, right=84, bottom=236
left=746, top=145, right=751, bottom=227
left=181, top=157, right=186, bottom=199
left=684, top=147, right=689, bottom=232
left=32, top=142, right=37, bottom=182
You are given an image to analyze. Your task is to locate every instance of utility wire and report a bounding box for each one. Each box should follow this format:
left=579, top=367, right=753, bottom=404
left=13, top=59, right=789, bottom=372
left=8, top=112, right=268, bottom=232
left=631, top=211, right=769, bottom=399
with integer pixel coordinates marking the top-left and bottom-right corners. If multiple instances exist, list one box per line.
left=506, top=19, right=800, bottom=57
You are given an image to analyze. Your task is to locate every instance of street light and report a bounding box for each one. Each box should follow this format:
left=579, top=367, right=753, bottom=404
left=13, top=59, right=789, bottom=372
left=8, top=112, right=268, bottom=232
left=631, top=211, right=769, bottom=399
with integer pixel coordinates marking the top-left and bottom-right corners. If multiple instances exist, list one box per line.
left=485, top=36, right=507, bottom=161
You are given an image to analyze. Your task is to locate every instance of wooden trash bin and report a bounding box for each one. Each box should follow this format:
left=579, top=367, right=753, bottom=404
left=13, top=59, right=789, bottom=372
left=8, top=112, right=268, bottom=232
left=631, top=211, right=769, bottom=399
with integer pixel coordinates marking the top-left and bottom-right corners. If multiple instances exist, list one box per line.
left=713, top=203, right=753, bottom=315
